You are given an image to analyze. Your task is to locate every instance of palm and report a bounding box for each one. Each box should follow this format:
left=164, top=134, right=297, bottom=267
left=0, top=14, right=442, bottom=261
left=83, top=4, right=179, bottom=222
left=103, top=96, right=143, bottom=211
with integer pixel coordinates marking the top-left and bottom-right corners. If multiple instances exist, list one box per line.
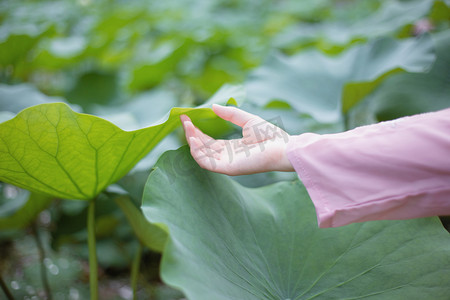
left=181, top=105, right=293, bottom=175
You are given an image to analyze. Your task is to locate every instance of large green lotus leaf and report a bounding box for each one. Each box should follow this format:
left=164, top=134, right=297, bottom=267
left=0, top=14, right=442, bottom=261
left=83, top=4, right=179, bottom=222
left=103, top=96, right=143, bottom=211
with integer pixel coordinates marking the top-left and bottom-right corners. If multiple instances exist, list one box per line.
left=246, top=35, right=435, bottom=122
left=142, top=147, right=450, bottom=300
left=0, top=90, right=240, bottom=200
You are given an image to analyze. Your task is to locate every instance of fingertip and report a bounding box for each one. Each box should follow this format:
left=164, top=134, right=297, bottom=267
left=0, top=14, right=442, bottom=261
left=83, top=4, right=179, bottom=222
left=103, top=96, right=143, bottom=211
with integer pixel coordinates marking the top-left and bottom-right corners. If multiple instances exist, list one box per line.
left=212, top=103, right=230, bottom=119
left=213, top=103, right=231, bottom=109
left=213, top=105, right=255, bottom=127
left=212, top=104, right=222, bottom=114
left=181, top=117, right=196, bottom=135
left=184, top=120, right=196, bottom=133
left=180, top=114, right=191, bottom=123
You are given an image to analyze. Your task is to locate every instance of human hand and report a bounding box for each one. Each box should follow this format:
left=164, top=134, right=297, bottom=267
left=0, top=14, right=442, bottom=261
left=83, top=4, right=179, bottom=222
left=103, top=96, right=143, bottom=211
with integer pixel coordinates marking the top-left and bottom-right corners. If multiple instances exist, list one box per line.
left=180, top=104, right=294, bottom=176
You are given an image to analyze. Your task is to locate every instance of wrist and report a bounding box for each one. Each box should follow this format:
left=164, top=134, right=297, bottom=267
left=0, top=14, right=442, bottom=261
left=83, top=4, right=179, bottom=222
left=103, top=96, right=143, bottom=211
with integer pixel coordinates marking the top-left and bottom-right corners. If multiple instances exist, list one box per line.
left=280, top=138, right=295, bottom=172
left=272, top=135, right=295, bottom=172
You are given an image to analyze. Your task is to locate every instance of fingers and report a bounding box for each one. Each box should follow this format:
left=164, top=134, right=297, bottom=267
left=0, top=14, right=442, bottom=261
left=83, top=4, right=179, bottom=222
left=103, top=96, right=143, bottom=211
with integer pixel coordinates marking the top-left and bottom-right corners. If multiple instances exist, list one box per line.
left=179, top=114, right=190, bottom=124
left=181, top=115, right=206, bottom=143
left=180, top=115, right=222, bottom=151
left=181, top=114, right=228, bottom=173
left=212, top=104, right=259, bottom=127
left=188, top=136, right=224, bottom=173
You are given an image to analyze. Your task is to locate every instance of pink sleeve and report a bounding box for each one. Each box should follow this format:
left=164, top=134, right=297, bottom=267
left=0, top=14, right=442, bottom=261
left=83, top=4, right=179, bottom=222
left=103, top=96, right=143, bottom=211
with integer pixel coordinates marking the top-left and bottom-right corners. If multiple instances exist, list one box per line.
left=286, top=108, right=450, bottom=228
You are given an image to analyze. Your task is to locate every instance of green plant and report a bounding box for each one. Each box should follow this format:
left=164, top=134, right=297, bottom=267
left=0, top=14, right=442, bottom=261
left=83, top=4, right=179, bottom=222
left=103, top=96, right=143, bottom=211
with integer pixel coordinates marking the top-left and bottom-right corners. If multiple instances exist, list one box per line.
left=1, top=0, right=449, bottom=299
left=142, top=147, right=450, bottom=299
left=0, top=89, right=241, bottom=299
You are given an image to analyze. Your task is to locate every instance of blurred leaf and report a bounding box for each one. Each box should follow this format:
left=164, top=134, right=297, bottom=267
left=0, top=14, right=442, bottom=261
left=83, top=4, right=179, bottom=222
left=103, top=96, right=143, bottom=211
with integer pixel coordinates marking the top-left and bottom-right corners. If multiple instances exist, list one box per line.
left=0, top=192, right=52, bottom=230
left=143, top=147, right=450, bottom=300
left=51, top=206, right=87, bottom=241
left=200, top=84, right=245, bottom=108
left=95, top=215, right=120, bottom=238
left=0, top=33, right=37, bottom=66
left=93, top=88, right=178, bottom=131
left=5, top=234, right=87, bottom=299
left=185, top=60, right=239, bottom=96
left=115, top=196, right=167, bottom=252
left=371, top=30, right=450, bottom=120
left=430, top=1, right=450, bottom=23
left=0, top=183, right=29, bottom=217
left=115, top=170, right=151, bottom=202
left=247, top=35, right=435, bottom=122
left=50, top=194, right=134, bottom=252
left=128, top=40, right=192, bottom=91
left=341, top=70, right=398, bottom=113
left=48, top=36, right=87, bottom=58
left=275, top=0, right=331, bottom=21
left=0, top=90, right=240, bottom=200
left=0, top=83, right=72, bottom=113
left=274, top=0, right=433, bottom=52
left=94, top=238, right=135, bottom=269
left=32, top=36, right=87, bottom=70
left=0, top=25, right=53, bottom=67
left=66, top=71, right=119, bottom=112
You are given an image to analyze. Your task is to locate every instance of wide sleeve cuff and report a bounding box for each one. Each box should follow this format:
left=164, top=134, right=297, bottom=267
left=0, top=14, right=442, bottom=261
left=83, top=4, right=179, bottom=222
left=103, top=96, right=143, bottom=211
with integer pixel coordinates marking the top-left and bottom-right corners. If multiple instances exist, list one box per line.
left=286, top=109, right=450, bottom=228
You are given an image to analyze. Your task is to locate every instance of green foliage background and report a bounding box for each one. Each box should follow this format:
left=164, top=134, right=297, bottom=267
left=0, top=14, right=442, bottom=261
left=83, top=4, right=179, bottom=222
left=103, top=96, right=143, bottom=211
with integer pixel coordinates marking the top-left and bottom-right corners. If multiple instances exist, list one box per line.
left=0, top=0, right=449, bottom=299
